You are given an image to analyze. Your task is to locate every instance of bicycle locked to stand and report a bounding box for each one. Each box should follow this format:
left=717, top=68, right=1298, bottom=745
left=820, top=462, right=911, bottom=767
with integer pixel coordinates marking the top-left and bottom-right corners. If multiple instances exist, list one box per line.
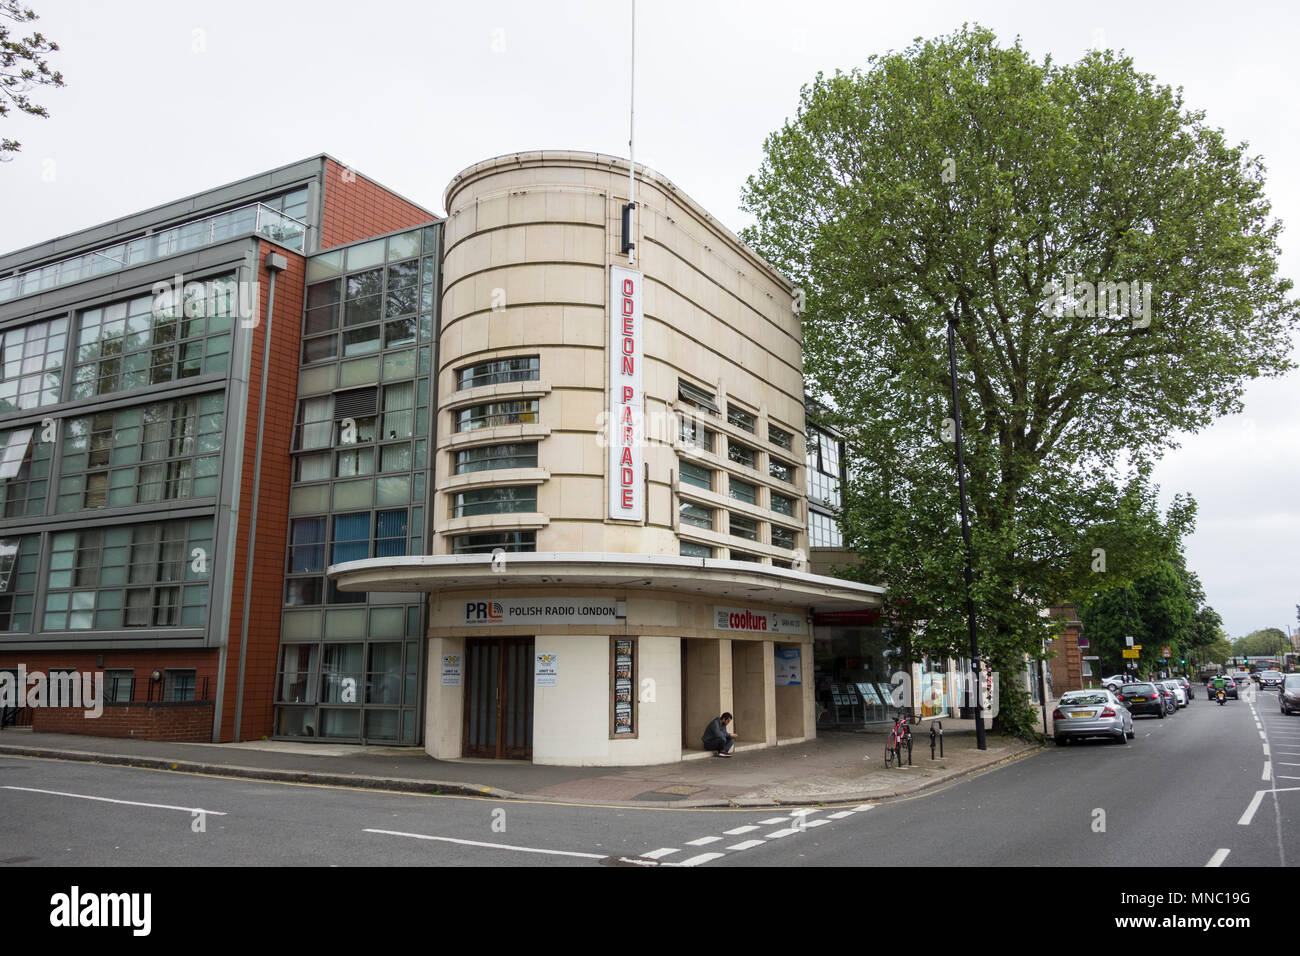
left=883, top=707, right=914, bottom=768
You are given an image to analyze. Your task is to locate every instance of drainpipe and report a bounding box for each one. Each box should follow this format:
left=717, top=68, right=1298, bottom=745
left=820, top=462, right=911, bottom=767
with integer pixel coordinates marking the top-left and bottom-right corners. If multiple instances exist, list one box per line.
left=233, top=251, right=286, bottom=741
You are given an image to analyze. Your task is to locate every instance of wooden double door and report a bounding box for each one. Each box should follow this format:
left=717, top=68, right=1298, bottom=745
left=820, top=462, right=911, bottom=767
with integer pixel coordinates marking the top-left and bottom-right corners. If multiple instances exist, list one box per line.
left=463, top=637, right=534, bottom=760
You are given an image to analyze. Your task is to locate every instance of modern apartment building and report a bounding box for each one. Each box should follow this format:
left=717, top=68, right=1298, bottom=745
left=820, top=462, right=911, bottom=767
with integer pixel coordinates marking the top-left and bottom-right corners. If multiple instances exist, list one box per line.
left=1, top=150, right=883, bottom=763
left=0, top=156, right=434, bottom=741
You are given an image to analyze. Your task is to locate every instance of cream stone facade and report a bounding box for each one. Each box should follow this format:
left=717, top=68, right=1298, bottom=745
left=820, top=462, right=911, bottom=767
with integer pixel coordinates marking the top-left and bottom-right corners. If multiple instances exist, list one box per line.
left=330, top=151, right=884, bottom=765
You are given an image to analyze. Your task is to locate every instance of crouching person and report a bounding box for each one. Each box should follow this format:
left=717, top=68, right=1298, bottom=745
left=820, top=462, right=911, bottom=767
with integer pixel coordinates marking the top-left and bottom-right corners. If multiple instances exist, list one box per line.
left=702, top=712, right=737, bottom=757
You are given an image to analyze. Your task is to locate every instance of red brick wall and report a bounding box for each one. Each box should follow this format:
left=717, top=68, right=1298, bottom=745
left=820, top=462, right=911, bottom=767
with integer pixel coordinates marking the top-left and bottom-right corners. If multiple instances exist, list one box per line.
left=1047, top=605, right=1086, bottom=694
left=0, top=650, right=219, bottom=702
left=32, top=702, right=215, bottom=742
left=319, top=159, right=435, bottom=248
left=213, top=243, right=306, bottom=742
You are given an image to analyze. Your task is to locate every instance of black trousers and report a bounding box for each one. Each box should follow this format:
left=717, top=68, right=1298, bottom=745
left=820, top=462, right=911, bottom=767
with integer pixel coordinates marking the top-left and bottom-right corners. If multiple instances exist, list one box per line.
left=704, top=736, right=734, bottom=754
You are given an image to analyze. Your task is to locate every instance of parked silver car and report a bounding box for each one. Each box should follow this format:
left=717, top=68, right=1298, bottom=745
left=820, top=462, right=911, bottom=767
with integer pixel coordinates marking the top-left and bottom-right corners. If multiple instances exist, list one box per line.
left=1053, top=689, right=1135, bottom=745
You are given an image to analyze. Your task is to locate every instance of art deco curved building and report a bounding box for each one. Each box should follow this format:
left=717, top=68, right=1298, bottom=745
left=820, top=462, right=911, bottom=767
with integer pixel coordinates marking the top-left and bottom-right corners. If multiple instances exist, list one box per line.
left=330, top=152, right=882, bottom=765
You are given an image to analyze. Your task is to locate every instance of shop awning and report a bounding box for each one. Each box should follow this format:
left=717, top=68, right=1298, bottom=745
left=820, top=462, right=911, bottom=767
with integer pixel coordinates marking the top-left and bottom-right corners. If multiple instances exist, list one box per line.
left=327, top=552, right=885, bottom=612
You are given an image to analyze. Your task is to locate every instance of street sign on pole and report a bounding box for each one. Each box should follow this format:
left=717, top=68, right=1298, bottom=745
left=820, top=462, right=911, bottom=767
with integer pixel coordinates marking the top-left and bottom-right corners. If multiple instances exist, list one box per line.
left=1122, top=649, right=1140, bottom=659
left=1082, top=655, right=1100, bottom=661
left=1126, top=636, right=1134, bottom=648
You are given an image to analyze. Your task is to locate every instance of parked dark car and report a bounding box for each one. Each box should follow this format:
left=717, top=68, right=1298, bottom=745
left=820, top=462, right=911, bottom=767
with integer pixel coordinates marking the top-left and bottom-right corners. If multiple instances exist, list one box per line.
left=1117, top=682, right=1166, bottom=718
left=1280, top=675, right=1300, bottom=715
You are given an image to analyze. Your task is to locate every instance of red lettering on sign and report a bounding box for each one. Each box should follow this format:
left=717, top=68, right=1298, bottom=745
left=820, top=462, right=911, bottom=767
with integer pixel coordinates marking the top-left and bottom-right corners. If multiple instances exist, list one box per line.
left=623, top=336, right=635, bottom=355
left=622, top=466, right=634, bottom=485
left=622, top=488, right=634, bottom=508
left=622, top=386, right=633, bottom=402
left=622, top=425, right=634, bottom=444
left=623, top=296, right=634, bottom=316
left=623, top=315, right=634, bottom=334
left=623, top=278, right=634, bottom=296
left=622, top=356, right=634, bottom=374
left=620, top=446, right=633, bottom=467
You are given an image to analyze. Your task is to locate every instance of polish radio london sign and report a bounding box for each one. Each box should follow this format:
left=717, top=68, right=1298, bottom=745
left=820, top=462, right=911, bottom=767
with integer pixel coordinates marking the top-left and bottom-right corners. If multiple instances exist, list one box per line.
left=608, top=266, right=644, bottom=521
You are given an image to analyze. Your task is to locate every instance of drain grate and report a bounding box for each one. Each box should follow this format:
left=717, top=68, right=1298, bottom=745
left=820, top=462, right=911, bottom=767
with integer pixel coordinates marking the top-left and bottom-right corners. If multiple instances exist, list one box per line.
left=652, top=784, right=706, bottom=796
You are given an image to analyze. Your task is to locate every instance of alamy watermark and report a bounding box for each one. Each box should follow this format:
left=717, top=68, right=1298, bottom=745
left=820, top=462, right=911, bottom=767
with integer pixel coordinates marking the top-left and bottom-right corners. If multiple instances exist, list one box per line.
left=0, top=666, right=105, bottom=718
left=1042, top=276, right=1153, bottom=328
left=888, top=668, right=1000, bottom=717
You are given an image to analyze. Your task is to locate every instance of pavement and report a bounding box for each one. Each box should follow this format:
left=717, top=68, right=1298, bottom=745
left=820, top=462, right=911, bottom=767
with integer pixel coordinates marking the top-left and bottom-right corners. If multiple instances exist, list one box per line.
left=0, top=712, right=1045, bottom=809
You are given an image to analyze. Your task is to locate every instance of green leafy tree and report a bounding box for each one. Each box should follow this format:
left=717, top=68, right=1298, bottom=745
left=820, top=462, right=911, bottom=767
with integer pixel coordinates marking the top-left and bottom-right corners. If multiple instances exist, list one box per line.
left=743, top=25, right=1298, bottom=738
left=1, top=1, right=64, bottom=159
left=1079, top=559, right=1197, bottom=676
left=1232, top=628, right=1290, bottom=659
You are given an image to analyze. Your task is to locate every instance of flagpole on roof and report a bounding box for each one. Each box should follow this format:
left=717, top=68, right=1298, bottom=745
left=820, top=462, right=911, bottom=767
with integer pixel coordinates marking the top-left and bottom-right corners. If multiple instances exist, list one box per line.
left=627, top=0, right=636, bottom=267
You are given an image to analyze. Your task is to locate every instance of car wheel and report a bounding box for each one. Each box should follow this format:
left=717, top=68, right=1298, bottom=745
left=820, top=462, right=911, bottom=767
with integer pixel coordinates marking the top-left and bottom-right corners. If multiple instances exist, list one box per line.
left=1054, top=736, right=1067, bottom=746
left=1115, top=732, right=1127, bottom=745
left=1126, top=728, right=1134, bottom=739
left=1157, top=708, right=1165, bottom=719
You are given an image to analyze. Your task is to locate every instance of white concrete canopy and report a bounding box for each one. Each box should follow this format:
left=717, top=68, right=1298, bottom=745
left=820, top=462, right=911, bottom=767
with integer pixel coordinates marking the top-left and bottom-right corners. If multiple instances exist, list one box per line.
left=328, top=552, right=885, bottom=612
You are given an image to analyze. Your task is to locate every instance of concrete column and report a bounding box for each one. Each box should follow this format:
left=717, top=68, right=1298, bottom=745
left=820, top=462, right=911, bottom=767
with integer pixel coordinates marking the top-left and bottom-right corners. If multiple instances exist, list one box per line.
left=425, top=636, right=464, bottom=760
left=775, top=640, right=809, bottom=740
left=731, top=638, right=772, bottom=747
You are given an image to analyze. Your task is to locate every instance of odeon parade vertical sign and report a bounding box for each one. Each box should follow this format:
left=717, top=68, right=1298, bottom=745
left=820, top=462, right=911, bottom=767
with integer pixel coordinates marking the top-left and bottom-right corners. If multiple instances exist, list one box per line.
left=608, top=266, right=644, bottom=521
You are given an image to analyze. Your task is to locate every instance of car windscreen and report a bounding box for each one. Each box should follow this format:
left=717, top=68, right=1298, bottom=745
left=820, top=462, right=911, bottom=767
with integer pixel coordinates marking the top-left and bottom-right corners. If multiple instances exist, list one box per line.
left=1061, top=694, right=1108, bottom=706
left=1120, top=684, right=1153, bottom=695
left=1261, top=671, right=1281, bottom=678
left=1284, top=676, right=1300, bottom=690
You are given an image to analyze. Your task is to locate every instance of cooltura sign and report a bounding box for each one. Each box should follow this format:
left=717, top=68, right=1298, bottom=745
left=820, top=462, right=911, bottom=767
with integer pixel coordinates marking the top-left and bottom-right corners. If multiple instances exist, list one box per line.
left=713, top=606, right=806, bottom=635
left=608, top=265, right=644, bottom=521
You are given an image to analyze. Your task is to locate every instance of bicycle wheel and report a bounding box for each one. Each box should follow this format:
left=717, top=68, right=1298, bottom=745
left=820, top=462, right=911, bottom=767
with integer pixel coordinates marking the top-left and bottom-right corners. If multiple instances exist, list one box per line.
left=883, top=742, right=895, bottom=768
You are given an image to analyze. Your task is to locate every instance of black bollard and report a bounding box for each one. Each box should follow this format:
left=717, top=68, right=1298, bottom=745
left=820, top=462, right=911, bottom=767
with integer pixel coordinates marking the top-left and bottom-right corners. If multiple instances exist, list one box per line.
left=938, top=720, right=943, bottom=758
left=930, top=722, right=936, bottom=759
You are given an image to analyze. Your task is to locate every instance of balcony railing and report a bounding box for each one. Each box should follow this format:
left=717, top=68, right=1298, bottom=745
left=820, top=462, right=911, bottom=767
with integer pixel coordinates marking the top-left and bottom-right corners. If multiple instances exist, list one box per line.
left=0, top=203, right=307, bottom=305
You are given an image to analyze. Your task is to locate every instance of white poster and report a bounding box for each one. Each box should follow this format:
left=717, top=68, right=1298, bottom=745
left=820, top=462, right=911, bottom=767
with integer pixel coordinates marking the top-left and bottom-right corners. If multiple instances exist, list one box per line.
left=607, top=266, right=644, bottom=521
left=464, top=598, right=620, bottom=626
left=713, top=606, right=806, bottom=636
left=440, top=654, right=462, bottom=686
left=535, top=652, right=559, bottom=687
left=774, top=648, right=802, bottom=686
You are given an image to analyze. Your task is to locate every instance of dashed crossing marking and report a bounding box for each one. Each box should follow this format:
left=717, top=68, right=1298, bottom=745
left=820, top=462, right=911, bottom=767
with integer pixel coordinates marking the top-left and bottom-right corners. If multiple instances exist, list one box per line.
left=827, top=810, right=854, bottom=819
left=758, top=816, right=789, bottom=825
left=803, top=819, right=831, bottom=828
left=722, top=825, right=759, bottom=835
left=1206, top=848, right=1230, bottom=867
left=684, top=836, right=722, bottom=846
left=642, top=847, right=679, bottom=859
left=1263, top=764, right=1272, bottom=781
left=765, top=827, right=801, bottom=839
left=674, top=852, right=725, bottom=867
left=726, top=839, right=766, bottom=851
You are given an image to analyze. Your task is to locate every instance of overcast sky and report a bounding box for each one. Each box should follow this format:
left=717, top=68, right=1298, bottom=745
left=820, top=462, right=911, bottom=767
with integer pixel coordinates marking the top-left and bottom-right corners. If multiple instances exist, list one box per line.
left=3, top=0, right=1297, bottom=640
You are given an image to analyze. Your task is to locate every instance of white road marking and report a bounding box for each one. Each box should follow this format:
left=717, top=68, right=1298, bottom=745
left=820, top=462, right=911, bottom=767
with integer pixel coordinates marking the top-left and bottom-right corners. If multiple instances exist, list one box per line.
left=854, top=804, right=875, bottom=812
left=685, top=836, right=722, bottom=846
left=1206, top=848, right=1231, bottom=867
left=364, top=828, right=603, bottom=859
left=827, top=811, right=854, bottom=819
left=1277, top=762, right=1300, bottom=767
left=1263, top=763, right=1272, bottom=781
left=0, top=785, right=226, bottom=816
left=726, top=839, right=766, bottom=851
left=803, top=819, right=831, bottom=828
left=674, top=852, right=725, bottom=867
left=642, top=847, right=679, bottom=859
left=1277, top=775, right=1300, bottom=781
left=765, top=827, right=801, bottom=838
left=1239, top=791, right=1266, bottom=826
left=758, top=816, right=789, bottom=825
left=1264, top=744, right=1271, bottom=756
left=722, top=825, right=759, bottom=835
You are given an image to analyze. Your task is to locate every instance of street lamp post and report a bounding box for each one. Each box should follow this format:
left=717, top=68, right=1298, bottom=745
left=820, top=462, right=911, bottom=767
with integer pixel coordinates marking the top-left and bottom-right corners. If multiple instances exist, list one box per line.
left=946, top=313, right=987, bottom=750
